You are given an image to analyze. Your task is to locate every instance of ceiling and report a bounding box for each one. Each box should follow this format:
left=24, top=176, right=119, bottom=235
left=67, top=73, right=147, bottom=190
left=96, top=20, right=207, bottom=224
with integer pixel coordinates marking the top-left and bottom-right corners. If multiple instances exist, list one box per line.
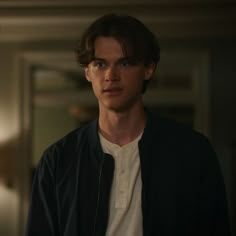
left=0, top=0, right=235, bottom=42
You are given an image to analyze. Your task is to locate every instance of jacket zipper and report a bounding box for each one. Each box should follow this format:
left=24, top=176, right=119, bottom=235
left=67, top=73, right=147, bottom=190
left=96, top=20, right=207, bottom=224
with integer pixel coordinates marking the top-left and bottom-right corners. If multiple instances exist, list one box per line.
left=93, top=156, right=105, bottom=236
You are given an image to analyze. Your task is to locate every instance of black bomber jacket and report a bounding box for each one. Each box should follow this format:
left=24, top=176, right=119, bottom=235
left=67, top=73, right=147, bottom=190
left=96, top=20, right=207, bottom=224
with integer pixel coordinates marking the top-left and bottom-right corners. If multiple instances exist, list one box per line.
left=26, top=112, right=231, bottom=236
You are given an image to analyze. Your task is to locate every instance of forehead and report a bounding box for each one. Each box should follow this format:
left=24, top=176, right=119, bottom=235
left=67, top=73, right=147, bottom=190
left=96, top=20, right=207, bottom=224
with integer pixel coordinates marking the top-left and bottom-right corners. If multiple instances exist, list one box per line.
left=94, top=36, right=125, bottom=58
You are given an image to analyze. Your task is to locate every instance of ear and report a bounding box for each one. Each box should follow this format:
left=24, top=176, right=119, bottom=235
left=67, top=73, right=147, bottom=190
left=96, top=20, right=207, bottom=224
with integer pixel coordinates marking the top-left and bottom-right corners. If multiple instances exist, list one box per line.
left=144, top=63, right=156, bottom=81
left=84, top=67, right=91, bottom=82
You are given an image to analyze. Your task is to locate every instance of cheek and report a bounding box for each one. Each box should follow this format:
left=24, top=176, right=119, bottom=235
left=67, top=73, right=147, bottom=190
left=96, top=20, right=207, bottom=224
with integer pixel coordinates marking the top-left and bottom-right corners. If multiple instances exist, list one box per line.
left=122, top=77, right=144, bottom=96
left=90, top=70, right=104, bottom=83
left=90, top=78, right=102, bottom=97
left=123, top=70, right=145, bottom=85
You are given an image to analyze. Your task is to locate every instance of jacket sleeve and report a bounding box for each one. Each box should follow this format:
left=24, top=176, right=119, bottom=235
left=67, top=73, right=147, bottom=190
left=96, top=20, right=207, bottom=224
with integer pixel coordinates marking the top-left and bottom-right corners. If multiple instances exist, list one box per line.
left=198, top=136, right=231, bottom=236
left=25, top=149, right=59, bottom=236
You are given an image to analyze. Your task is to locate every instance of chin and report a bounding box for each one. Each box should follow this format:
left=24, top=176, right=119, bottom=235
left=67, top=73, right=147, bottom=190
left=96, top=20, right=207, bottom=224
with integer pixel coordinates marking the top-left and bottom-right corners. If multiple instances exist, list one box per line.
left=105, top=102, right=135, bottom=113
left=101, top=96, right=141, bottom=113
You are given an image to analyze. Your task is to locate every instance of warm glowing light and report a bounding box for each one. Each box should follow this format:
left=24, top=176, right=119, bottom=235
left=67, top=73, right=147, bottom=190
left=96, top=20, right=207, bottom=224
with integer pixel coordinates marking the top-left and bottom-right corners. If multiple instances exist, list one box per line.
left=0, top=112, right=18, bottom=144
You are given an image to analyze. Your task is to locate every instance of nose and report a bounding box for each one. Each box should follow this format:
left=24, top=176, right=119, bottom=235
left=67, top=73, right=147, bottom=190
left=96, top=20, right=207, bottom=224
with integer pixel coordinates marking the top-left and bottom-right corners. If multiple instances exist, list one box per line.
left=105, top=65, right=120, bottom=81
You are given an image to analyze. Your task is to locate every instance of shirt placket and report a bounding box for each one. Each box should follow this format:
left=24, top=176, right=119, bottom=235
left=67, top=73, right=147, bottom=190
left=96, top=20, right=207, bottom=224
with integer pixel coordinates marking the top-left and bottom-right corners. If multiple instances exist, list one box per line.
left=115, top=148, right=129, bottom=209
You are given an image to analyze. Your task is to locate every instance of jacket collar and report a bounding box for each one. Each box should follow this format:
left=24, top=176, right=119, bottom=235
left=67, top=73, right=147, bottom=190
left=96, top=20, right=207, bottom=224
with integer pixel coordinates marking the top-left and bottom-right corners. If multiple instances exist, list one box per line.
left=86, top=110, right=163, bottom=153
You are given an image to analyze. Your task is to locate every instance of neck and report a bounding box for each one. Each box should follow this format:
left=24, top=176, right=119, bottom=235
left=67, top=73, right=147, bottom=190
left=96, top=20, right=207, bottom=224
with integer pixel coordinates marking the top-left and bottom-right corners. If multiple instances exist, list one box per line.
left=98, top=106, right=146, bottom=146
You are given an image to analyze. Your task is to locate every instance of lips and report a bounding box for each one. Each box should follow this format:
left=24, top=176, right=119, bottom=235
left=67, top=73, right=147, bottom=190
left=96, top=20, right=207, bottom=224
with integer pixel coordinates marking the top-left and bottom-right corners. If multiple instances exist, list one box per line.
left=103, top=87, right=123, bottom=95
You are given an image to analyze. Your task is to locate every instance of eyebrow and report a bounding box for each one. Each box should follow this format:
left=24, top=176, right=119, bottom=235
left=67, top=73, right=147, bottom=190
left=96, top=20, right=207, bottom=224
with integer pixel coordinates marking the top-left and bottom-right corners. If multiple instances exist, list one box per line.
left=93, top=57, right=105, bottom=61
left=93, top=56, right=136, bottom=63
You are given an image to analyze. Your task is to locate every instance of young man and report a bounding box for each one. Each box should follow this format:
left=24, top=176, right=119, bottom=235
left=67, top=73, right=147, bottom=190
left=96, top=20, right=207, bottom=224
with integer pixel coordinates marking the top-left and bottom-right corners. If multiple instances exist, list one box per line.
left=26, top=14, right=230, bottom=236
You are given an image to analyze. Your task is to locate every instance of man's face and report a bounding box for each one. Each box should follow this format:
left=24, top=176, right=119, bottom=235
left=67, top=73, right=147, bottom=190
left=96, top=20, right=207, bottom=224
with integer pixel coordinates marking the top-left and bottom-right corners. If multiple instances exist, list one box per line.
left=85, top=36, right=155, bottom=113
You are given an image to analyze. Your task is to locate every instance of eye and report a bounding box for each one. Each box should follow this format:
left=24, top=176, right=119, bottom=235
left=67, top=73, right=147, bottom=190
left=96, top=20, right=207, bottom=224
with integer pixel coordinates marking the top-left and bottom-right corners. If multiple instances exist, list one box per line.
left=93, top=60, right=106, bottom=69
left=120, top=59, right=130, bottom=67
left=119, top=58, right=137, bottom=67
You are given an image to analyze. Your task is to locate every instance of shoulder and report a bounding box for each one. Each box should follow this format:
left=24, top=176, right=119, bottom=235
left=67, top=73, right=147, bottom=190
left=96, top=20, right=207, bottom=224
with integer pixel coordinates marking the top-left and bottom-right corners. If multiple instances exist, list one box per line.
left=145, top=111, right=214, bottom=153
left=144, top=111, right=220, bottom=177
left=45, top=123, right=90, bottom=154
left=38, top=120, right=98, bottom=171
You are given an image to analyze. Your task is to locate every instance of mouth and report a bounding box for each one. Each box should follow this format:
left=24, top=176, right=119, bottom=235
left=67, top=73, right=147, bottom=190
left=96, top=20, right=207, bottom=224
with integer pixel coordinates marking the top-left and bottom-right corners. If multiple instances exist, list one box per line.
left=103, top=87, right=123, bottom=96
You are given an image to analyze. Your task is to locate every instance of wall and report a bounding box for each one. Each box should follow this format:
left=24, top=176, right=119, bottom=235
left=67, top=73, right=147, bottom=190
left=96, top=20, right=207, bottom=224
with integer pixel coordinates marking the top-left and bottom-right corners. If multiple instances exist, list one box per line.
left=0, top=44, right=20, bottom=236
